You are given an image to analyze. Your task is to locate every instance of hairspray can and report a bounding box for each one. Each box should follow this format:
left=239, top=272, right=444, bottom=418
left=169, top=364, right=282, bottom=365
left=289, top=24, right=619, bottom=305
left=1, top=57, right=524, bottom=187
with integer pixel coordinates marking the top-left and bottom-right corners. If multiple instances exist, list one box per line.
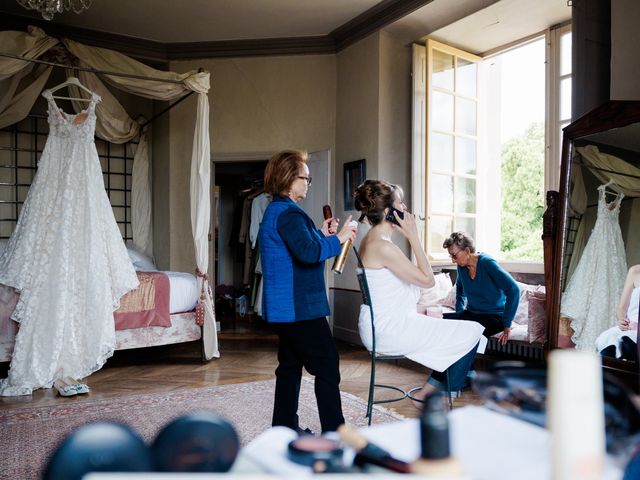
left=331, top=220, right=358, bottom=274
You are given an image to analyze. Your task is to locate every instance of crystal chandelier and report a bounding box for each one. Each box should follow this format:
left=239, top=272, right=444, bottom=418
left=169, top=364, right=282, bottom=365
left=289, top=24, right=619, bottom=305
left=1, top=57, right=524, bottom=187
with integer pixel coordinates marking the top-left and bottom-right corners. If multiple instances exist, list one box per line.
left=16, top=0, right=93, bottom=21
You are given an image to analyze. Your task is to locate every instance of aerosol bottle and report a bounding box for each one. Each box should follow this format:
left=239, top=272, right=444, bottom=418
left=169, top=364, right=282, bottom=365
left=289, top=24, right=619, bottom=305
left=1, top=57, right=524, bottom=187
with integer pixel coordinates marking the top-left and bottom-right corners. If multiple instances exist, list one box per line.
left=331, top=220, right=358, bottom=274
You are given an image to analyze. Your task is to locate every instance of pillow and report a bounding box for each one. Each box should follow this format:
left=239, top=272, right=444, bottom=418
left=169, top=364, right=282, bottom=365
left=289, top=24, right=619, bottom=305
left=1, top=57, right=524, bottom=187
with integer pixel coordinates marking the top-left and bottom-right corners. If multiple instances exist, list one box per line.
left=527, top=289, right=547, bottom=344
left=513, top=282, right=545, bottom=325
left=441, top=283, right=457, bottom=309
left=126, top=245, right=157, bottom=271
left=418, top=273, right=452, bottom=306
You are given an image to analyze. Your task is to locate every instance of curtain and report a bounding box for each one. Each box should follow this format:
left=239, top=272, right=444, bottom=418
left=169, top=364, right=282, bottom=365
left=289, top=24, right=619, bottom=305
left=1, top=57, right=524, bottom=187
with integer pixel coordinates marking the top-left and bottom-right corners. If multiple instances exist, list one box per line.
left=0, top=26, right=58, bottom=129
left=576, top=145, right=640, bottom=197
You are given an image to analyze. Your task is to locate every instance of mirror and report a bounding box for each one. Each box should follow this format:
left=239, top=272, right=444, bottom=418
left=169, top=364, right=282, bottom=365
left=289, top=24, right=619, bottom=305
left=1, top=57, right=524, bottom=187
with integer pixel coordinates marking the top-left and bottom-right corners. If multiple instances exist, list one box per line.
left=548, top=101, right=640, bottom=390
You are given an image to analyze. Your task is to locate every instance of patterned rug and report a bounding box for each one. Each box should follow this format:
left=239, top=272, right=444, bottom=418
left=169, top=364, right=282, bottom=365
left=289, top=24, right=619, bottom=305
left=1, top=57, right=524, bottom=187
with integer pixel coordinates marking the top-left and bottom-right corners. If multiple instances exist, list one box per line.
left=0, top=379, right=404, bottom=479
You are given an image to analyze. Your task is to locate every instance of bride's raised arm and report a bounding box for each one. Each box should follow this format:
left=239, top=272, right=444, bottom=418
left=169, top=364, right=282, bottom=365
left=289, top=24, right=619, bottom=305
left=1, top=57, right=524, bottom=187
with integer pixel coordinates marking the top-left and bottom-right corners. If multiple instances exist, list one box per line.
left=378, top=212, right=435, bottom=288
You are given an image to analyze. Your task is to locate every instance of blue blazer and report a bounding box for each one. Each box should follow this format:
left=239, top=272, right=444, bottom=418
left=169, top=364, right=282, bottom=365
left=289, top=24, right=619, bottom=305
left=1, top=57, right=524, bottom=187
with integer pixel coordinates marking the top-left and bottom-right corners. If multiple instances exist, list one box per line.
left=258, top=195, right=341, bottom=323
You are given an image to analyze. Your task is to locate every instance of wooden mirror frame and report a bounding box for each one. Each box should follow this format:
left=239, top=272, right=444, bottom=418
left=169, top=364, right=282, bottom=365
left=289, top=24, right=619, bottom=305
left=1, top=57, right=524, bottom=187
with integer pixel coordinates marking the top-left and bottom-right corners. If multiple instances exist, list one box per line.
left=547, top=100, right=640, bottom=392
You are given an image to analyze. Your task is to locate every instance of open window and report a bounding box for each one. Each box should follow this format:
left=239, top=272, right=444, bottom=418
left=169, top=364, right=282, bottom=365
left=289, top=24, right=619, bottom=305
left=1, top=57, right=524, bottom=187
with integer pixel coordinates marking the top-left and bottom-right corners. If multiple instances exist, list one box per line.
left=412, top=23, right=571, bottom=266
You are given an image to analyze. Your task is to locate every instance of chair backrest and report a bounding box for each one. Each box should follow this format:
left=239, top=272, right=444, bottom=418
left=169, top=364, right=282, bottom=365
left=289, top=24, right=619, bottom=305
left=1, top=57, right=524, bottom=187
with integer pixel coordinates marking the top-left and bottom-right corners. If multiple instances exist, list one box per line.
left=353, top=246, right=377, bottom=354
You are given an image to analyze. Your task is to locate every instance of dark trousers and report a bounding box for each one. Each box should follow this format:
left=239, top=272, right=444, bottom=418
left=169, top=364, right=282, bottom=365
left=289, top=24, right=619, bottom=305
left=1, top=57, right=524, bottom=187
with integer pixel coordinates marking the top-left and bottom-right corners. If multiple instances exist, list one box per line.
left=271, top=317, right=345, bottom=433
left=444, top=310, right=504, bottom=337
left=430, top=342, right=479, bottom=391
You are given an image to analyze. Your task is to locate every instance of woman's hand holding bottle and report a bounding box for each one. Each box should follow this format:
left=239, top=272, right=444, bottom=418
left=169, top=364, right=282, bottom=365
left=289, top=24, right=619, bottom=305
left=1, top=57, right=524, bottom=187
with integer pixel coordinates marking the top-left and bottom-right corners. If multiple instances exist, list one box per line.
left=337, top=214, right=357, bottom=244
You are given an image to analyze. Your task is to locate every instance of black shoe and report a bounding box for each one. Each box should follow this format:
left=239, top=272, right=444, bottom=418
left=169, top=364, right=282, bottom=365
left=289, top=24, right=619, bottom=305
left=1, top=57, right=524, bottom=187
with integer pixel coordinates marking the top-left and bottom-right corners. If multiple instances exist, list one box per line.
left=461, top=377, right=472, bottom=391
left=295, top=427, right=315, bottom=436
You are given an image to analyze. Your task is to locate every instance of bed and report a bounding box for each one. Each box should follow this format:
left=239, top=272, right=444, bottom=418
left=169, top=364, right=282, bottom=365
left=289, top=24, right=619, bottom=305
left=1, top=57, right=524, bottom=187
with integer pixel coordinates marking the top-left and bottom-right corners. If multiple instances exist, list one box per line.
left=0, top=244, right=204, bottom=363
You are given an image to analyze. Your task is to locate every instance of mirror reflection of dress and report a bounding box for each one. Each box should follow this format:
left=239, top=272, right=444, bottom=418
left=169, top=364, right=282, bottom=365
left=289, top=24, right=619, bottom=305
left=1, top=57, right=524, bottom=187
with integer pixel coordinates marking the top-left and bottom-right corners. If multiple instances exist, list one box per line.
left=561, top=184, right=628, bottom=351
left=0, top=89, right=139, bottom=396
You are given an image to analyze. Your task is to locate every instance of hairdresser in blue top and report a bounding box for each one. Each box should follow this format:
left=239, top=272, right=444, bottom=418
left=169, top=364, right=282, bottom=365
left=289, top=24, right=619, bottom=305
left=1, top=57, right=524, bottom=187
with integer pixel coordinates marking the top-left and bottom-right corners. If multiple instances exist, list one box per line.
left=442, top=231, right=519, bottom=346
left=259, top=149, right=357, bottom=433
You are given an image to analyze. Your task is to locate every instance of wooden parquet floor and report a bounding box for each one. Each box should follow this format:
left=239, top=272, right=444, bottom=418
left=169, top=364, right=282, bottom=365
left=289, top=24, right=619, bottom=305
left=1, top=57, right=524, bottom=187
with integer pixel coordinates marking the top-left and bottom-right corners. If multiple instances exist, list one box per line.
left=0, top=320, right=483, bottom=418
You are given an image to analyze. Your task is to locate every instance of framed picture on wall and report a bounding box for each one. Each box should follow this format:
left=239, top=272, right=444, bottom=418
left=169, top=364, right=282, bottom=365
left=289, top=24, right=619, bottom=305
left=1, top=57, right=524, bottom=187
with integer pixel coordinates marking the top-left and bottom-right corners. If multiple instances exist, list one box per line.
left=343, top=159, right=366, bottom=211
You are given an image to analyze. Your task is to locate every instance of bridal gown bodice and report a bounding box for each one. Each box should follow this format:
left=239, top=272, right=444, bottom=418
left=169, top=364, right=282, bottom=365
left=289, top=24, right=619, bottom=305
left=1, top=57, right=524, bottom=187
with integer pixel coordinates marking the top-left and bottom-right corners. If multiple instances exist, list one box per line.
left=0, top=89, right=138, bottom=396
left=358, top=267, right=485, bottom=373
left=561, top=185, right=628, bottom=351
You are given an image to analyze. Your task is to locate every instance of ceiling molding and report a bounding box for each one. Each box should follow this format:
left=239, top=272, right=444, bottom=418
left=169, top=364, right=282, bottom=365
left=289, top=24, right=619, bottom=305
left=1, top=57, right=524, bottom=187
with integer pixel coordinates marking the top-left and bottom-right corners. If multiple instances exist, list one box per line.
left=0, top=0, right=434, bottom=61
left=0, top=13, right=167, bottom=62
left=166, top=36, right=336, bottom=60
left=330, top=0, right=435, bottom=51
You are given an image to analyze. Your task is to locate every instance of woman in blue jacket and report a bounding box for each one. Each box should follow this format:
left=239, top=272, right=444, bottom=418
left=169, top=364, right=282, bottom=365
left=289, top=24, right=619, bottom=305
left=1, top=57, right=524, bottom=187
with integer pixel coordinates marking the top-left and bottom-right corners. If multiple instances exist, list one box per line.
left=442, top=232, right=520, bottom=346
left=258, top=149, right=357, bottom=433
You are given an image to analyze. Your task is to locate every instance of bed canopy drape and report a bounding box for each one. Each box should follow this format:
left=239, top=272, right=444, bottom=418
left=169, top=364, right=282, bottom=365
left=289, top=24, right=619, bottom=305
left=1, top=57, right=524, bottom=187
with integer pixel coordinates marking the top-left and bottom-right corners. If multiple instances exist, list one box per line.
left=0, top=26, right=218, bottom=360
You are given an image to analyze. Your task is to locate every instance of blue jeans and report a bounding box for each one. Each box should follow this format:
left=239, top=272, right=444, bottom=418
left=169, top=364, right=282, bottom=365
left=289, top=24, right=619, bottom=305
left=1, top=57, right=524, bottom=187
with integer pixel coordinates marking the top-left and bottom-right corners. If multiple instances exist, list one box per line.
left=427, top=342, right=479, bottom=391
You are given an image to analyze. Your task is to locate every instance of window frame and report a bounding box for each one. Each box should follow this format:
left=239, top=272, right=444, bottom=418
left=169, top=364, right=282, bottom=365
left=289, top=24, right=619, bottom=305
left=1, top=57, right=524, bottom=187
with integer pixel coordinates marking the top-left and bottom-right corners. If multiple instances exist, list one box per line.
left=415, top=25, right=571, bottom=272
left=424, top=39, right=482, bottom=262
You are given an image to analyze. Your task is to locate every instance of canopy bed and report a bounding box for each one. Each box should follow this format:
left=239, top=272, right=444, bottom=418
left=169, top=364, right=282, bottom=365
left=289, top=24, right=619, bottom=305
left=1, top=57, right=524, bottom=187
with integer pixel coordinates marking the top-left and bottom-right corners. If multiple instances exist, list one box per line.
left=0, top=27, right=218, bottom=378
left=547, top=100, right=640, bottom=392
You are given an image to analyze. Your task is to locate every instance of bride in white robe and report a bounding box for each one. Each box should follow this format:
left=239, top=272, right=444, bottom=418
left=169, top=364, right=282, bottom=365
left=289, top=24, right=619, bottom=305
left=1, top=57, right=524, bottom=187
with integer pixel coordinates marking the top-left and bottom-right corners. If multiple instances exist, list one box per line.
left=354, top=180, right=485, bottom=402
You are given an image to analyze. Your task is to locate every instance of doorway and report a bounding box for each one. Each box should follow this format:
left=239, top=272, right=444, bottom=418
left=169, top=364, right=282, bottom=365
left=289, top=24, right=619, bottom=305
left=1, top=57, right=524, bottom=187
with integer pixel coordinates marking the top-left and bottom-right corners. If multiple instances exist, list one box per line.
left=213, top=160, right=267, bottom=333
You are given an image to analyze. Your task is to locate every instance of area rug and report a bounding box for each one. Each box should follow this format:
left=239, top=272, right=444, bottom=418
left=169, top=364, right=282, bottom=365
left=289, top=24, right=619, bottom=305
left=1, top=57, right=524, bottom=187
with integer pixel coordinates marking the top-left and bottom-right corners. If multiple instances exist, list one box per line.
left=0, top=379, right=404, bottom=479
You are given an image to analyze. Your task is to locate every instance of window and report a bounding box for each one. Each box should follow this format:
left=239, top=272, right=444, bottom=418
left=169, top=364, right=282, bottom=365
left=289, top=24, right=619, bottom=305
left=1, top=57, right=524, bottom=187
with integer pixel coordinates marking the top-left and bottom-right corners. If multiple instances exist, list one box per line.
left=413, top=24, right=571, bottom=264
left=424, top=40, right=481, bottom=260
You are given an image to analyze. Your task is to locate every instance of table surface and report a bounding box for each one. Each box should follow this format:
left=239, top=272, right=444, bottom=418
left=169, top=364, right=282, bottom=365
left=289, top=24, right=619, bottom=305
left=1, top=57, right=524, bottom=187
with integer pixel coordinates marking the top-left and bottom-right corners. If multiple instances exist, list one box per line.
left=84, top=406, right=625, bottom=479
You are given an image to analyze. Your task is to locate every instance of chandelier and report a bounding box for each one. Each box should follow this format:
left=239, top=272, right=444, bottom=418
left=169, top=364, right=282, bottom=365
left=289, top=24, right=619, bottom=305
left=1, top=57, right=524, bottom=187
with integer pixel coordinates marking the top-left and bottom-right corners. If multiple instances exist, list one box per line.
left=16, top=0, right=93, bottom=21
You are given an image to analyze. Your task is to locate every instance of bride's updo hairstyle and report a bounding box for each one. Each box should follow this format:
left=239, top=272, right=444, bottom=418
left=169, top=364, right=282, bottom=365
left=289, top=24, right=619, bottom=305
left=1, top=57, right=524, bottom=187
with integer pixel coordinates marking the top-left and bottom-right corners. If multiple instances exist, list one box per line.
left=353, top=179, right=399, bottom=225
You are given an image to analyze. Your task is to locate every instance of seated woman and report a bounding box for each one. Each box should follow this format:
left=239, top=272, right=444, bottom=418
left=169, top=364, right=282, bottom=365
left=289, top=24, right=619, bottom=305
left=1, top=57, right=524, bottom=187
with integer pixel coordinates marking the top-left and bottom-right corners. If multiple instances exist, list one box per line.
left=597, top=264, right=639, bottom=362
left=442, top=232, right=520, bottom=345
left=354, top=180, right=485, bottom=402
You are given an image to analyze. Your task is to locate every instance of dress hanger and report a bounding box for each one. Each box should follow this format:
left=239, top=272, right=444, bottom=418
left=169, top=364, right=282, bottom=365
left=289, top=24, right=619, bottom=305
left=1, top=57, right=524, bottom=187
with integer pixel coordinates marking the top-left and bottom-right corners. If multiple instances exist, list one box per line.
left=601, top=178, right=619, bottom=195
left=48, top=76, right=94, bottom=103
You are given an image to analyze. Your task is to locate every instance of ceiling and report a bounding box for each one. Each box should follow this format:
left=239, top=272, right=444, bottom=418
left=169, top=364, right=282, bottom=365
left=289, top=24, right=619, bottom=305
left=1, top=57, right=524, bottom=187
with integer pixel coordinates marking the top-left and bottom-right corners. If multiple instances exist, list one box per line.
left=0, top=0, right=571, bottom=60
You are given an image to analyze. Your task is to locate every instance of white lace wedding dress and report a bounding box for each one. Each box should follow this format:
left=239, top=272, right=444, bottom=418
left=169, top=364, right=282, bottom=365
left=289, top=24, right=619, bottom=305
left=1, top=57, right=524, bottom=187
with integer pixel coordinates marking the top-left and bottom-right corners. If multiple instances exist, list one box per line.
left=0, top=90, right=139, bottom=396
left=561, top=185, right=628, bottom=351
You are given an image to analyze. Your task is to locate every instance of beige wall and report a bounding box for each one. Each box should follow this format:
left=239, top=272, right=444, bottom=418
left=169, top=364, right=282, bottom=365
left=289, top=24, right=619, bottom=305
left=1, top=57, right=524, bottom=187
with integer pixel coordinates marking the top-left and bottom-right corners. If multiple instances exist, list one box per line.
left=611, top=0, right=640, bottom=100
left=162, top=55, right=337, bottom=271
left=378, top=31, right=412, bottom=195
left=332, top=31, right=413, bottom=342
left=335, top=33, right=381, bottom=290
left=333, top=31, right=413, bottom=292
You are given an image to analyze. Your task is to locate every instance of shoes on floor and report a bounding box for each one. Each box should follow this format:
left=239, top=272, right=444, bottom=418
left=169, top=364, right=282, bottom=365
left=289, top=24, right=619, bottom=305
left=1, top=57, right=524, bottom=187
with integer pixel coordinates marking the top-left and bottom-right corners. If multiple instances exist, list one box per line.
left=53, top=379, right=77, bottom=397
left=63, top=377, right=90, bottom=395
left=295, top=427, right=315, bottom=436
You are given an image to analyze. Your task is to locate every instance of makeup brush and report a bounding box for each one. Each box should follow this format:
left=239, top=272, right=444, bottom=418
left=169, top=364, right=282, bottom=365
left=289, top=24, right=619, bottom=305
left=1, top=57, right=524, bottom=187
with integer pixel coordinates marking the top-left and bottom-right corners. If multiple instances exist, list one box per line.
left=337, top=424, right=411, bottom=473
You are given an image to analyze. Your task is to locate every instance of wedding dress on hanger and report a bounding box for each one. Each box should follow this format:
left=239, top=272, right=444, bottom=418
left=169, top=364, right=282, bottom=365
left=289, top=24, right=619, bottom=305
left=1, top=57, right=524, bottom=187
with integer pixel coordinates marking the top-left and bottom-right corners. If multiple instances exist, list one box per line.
left=561, top=184, right=628, bottom=351
left=0, top=80, right=138, bottom=396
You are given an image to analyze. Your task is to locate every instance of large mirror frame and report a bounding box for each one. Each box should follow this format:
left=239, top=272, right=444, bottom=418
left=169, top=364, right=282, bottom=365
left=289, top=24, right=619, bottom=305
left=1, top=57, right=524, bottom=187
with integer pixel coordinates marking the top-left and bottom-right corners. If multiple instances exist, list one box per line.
left=548, top=100, right=640, bottom=392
